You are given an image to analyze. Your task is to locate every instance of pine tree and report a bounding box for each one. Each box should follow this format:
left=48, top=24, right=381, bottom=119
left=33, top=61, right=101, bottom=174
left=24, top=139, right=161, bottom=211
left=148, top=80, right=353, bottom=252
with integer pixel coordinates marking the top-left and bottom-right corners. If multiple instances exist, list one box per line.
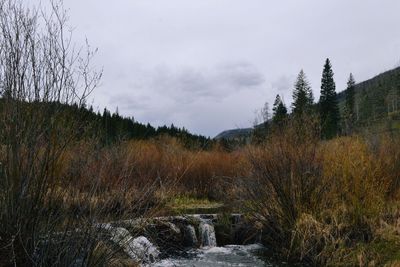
left=319, top=58, right=340, bottom=139
left=272, top=94, right=288, bottom=125
left=292, top=70, right=314, bottom=116
left=344, top=73, right=356, bottom=134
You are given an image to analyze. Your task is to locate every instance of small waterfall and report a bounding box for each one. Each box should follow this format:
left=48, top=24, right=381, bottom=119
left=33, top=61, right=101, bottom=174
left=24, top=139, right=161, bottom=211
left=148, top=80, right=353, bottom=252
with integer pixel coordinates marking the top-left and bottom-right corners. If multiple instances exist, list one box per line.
left=128, top=236, right=160, bottom=263
left=183, top=224, right=198, bottom=246
left=101, top=225, right=160, bottom=263
left=199, top=219, right=217, bottom=247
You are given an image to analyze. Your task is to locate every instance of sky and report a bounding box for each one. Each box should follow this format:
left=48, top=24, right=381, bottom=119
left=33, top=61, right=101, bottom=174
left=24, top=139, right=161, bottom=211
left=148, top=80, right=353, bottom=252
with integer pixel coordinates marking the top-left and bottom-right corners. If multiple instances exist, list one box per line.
left=39, top=0, right=400, bottom=137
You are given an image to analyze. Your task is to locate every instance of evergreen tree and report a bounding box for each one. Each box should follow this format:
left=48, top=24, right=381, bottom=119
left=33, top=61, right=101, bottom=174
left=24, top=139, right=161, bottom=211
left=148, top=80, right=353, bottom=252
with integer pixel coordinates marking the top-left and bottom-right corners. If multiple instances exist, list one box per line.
left=272, top=94, right=288, bottom=125
left=292, top=70, right=314, bottom=116
left=344, top=73, right=356, bottom=134
left=319, top=58, right=340, bottom=139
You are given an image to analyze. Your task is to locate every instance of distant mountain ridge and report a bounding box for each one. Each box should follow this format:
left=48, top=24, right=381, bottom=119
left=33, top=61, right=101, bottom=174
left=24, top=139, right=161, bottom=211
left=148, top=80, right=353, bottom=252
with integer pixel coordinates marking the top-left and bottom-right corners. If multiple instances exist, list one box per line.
left=215, top=66, right=400, bottom=140
left=337, top=66, right=400, bottom=120
left=214, top=127, right=252, bottom=140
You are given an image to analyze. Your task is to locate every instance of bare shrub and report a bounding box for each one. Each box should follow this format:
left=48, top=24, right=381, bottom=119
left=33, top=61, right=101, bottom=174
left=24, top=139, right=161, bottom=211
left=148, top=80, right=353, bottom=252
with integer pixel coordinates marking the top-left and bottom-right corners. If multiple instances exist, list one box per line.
left=181, top=146, right=249, bottom=199
left=0, top=0, right=108, bottom=265
left=55, top=137, right=247, bottom=217
left=243, top=116, right=400, bottom=265
left=244, top=115, right=324, bottom=260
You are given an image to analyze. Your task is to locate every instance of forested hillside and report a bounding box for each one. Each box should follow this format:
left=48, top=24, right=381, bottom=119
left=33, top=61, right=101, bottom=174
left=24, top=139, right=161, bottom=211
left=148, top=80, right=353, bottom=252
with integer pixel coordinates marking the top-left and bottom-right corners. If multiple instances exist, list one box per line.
left=217, top=66, right=400, bottom=140
left=69, top=104, right=215, bottom=149
left=338, top=66, right=400, bottom=131
left=0, top=100, right=214, bottom=149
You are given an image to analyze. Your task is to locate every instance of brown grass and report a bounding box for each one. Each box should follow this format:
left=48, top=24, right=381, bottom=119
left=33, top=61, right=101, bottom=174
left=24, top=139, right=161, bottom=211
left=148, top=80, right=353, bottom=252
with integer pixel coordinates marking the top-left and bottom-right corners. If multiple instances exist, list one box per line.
left=42, top=136, right=247, bottom=218
left=48, top=118, right=400, bottom=266
left=3, top=112, right=400, bottom=265
left=243, top=117, right=400, bottom=266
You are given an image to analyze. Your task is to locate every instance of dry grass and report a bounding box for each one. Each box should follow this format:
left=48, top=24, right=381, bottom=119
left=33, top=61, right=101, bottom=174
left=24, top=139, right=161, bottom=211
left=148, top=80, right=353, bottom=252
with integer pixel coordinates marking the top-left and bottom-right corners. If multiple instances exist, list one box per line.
left=51, top=137, right=247, bottom=217
left=3, top=113, right=400, bottom=265
left=243, top=116, right=400, bottom=266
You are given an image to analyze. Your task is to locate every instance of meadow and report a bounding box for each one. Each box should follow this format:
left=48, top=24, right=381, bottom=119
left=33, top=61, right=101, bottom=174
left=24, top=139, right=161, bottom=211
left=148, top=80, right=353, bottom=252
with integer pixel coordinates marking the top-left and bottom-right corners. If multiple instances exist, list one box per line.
left=1, top=0, right=400, bottom=266
left=3, top=116, right=400, bottom=266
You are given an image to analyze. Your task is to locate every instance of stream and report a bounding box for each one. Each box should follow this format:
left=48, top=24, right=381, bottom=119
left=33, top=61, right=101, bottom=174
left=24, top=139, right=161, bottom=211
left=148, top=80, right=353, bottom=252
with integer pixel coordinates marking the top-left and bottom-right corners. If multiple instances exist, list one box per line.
left=152, top=216, right=275, bottom=266
left=152, top=244, right=272, bottom=267
left=99, top=214, right=286, bottom=266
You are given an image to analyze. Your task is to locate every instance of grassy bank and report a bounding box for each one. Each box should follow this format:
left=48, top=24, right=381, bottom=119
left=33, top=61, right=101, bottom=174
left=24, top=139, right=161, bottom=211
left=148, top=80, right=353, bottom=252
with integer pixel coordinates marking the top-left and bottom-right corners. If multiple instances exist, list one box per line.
left=3, top=114, right=400, bottom=265
left=1, top=1, right=399, bottom=265
left=242, top=117, right=400, bottom=266
left=13, top=131, right=400, bottom=265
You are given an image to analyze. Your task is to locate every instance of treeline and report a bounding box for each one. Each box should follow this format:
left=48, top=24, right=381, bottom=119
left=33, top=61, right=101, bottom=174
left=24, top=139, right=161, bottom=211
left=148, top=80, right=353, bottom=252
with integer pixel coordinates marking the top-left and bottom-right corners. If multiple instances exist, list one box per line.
left=255, top=58, right=341, bottom=140
left=337, top=66, right=400, bottom=126
left=71, top=104, right=215, bottom=149
left=0, top=99, right=215, bottom=150
left=259, top=59, right=400, bottom=140
left=246, top=60, right=400, bottom=266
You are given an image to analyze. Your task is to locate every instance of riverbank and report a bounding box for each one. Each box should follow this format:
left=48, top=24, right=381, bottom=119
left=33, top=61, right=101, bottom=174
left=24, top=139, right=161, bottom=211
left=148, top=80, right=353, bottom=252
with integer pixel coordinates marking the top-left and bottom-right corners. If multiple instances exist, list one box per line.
left=88, top=213, right=265, bottom=266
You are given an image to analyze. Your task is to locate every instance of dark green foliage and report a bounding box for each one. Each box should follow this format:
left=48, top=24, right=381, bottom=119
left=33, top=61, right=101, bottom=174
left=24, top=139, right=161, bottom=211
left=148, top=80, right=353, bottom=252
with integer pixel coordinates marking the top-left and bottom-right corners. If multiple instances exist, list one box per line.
left=99, top=107, right=156, bottom=144
left=251, top=124, right=269, bottom=144
left=292, top=70, right=314, bottom=116
left=344, top=73, right=356, bottom=134
left=336, top=67, right=400, bottom=131
left=97, top=108, right=214, bottom=149
left=220, top=66, right=400, bottom=142
left=345, top=73, right=356, bottom=117
left=319, top=59, right=340, bottom=139
left=272, top=94, right=288, bottom=125
left=0, top=100, right=214, bottom=150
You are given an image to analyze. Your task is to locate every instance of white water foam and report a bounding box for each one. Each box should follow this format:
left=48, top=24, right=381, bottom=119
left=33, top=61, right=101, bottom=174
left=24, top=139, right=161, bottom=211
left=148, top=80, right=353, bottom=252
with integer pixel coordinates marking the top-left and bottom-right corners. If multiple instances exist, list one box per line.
left=100, top=224, right=160, bottom=264
left=152, top=244, right=268, bottom=267
left=184, top=224, right=198, bottom=246
left=199, top=219, right=217, bottom=247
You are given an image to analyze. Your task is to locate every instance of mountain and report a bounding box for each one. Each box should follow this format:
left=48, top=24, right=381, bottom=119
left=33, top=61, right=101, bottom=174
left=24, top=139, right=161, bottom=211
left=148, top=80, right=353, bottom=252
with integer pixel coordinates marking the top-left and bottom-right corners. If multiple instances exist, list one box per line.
left=337, top=66, right=400, bottom=130
left=215, top=66, right=400, bottom=140
left=214, top=127, right=253, bottom=140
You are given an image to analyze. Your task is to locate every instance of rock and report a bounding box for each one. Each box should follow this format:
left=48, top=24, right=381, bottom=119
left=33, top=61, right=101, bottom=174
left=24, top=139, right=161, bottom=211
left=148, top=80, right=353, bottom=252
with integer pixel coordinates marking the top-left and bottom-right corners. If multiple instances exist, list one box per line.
left=128, top=236, right=160, bottom=264
left=183, top=225, right=198, bottom=247
left=99, top=224, right=160, bottom=264
left=144, top=219, right=184, bottom=256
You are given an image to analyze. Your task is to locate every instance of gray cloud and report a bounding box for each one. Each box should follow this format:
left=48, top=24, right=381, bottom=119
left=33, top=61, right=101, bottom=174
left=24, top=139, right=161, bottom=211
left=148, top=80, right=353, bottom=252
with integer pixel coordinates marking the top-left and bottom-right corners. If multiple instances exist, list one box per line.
left=30, top=0, right=400, bottom=136
left=271, top=75, right=295, bottom=92
left=109, top=94, right=152, bottom=112
left=150, top=63, right=265, bottom=103
left=104, top=62, right=266, bottom=130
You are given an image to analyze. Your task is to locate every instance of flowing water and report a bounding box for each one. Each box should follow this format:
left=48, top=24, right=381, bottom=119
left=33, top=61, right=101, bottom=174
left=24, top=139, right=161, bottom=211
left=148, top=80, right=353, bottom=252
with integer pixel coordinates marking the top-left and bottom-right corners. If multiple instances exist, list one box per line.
left=183, top=225, right=198, bottom=247
left=103, top=214, right=281, bottom=266
left=152, top=244, right=272, bottom=267
left=199, top=219, right=217, bottom=247
left=152, top=217, right=273, bottom=266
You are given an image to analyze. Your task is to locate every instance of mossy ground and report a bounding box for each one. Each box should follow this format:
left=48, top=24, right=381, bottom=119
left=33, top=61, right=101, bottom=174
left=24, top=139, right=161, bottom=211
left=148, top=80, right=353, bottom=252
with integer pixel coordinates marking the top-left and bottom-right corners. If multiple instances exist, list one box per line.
left=166, top=195, right=225, bottom=214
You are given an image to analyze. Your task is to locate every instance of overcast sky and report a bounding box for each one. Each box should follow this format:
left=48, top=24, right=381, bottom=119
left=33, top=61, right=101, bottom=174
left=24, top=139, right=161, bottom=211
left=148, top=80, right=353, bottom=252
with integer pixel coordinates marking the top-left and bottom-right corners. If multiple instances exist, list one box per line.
left=43, top=0, right=400, bottom=137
